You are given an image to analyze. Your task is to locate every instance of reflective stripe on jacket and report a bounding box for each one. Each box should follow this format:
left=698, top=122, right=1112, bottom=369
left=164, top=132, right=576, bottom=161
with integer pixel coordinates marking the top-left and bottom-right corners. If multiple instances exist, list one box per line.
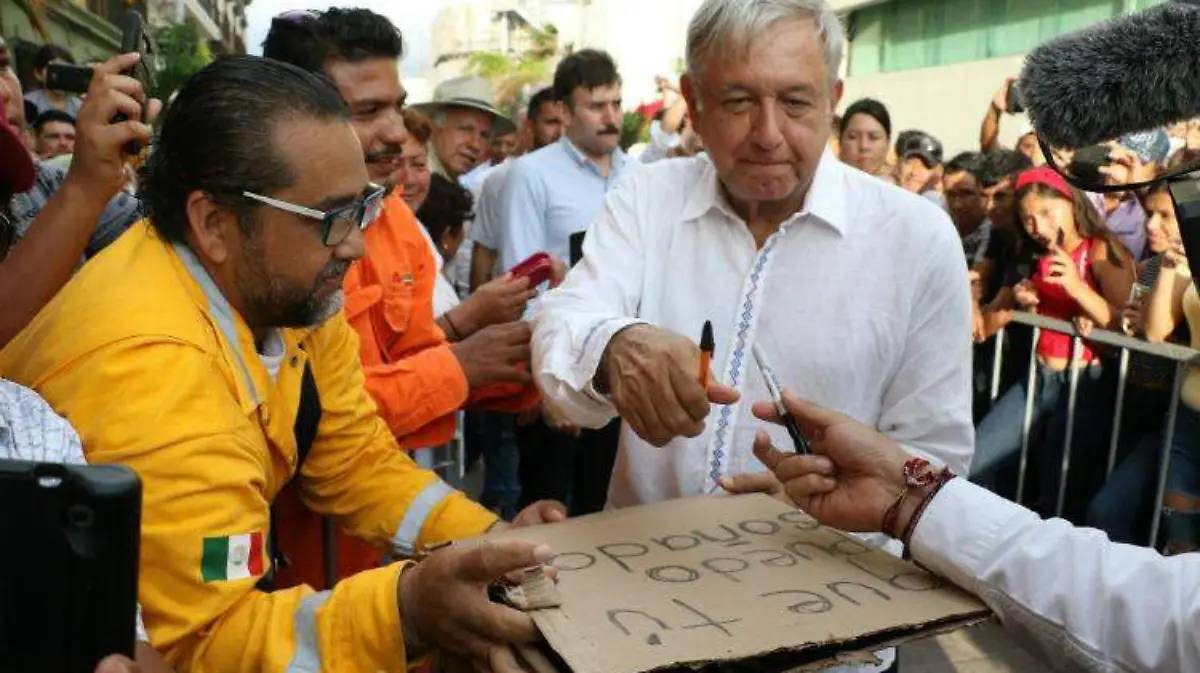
left=0, top=222, right=498, bottom=671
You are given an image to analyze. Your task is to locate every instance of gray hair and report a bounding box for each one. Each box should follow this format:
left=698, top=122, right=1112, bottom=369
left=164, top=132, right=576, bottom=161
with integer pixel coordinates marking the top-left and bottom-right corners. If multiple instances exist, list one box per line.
left=686, top=0, right=845, bottom=88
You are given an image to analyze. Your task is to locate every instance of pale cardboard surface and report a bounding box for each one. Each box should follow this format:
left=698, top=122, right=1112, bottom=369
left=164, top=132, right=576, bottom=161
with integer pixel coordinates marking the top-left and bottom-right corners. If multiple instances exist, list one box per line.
left=489, top=494, right=989, bottom=673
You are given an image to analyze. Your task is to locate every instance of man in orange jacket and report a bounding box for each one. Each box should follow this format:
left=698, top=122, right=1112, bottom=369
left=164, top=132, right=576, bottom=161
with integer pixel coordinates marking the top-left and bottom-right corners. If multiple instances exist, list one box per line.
left=262, top=8, right=563, bottom=591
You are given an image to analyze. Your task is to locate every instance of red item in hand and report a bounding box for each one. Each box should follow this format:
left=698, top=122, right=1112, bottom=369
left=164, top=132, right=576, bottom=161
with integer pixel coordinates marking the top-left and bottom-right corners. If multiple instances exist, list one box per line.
left=510, top=252, right=554, bottom=287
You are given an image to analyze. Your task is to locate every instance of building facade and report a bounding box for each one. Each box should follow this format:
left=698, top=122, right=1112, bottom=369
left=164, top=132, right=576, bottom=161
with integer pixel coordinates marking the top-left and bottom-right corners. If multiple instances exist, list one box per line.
left=834, top=0, right=1164, bottom=154
left=426, top=0, right=701, bottom=108
left=429, top=0, right=556, bottom=81
left=2, top=0, right=124, bottom=68
left=148, top=0, right=247, bottom=55
left=427, top=0, right=1165, bottom=153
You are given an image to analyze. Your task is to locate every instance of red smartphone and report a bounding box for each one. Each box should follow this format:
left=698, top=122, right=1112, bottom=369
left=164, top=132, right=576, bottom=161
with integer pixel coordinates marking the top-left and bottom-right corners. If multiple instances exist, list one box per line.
left=509, top=252, right=554, bottom=286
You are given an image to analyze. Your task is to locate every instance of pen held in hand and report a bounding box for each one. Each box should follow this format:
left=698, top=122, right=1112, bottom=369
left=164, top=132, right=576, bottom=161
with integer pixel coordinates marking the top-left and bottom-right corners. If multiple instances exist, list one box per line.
left=698, top=320, right=714, bottom=388
left=750, top=343, right=812, bottom=455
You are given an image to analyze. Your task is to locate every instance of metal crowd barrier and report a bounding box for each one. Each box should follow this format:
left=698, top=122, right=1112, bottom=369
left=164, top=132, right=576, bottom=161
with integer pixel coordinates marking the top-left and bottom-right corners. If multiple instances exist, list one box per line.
left=989, top=312, right=1200, bottom=548
left=429, top=410, right=468, bottom=489
left=321, top=413, right=468, bottom=590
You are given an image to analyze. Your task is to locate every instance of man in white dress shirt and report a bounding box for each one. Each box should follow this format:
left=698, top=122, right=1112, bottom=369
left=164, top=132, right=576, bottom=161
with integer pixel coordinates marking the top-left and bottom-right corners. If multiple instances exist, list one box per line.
left=532, top=1, right=972, bottom=667
left=469, top=87, right=565, bottom=292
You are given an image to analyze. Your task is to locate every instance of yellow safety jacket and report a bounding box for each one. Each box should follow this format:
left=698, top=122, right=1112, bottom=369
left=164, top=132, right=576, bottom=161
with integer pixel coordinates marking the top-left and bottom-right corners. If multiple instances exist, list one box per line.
left=0, top=222, right=499, bottom=672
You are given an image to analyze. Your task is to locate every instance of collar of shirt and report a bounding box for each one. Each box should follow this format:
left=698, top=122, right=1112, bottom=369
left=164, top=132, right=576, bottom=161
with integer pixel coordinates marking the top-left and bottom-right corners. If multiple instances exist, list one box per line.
left=557, top=135, right=631, bottom=178
left=678, top=148, right=849, bottom=236
left=427, top=141, right=452, bottom=179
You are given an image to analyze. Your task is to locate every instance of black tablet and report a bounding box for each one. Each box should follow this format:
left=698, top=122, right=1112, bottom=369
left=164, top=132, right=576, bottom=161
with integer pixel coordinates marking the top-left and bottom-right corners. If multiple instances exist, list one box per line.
left=0, top=459, right=141, bottom=672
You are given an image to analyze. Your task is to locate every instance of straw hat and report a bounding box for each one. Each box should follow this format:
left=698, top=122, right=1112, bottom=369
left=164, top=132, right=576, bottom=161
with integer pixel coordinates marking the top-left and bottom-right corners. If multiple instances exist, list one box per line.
left=411, top=76, right=517, bottom=136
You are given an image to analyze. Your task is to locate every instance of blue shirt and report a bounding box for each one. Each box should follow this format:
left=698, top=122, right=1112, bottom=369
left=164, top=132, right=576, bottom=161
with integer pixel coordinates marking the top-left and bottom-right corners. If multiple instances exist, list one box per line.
left=498, top=136, right=637, bottom=273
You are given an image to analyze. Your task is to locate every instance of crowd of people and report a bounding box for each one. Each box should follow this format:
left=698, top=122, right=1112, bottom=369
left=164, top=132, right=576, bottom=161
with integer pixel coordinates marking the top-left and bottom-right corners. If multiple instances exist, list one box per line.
left=826, top=81, right=1200, bottom=552
left=2, top=0, right=1200, bottom=671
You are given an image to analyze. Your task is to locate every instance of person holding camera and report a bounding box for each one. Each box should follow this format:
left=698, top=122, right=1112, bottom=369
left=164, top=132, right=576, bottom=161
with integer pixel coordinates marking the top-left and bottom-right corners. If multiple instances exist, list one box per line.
left=0, top=52, right=172, bottom=673
left=981, top=77, right=1045, bottom=167
left=0, top=51, right=157, bottom=348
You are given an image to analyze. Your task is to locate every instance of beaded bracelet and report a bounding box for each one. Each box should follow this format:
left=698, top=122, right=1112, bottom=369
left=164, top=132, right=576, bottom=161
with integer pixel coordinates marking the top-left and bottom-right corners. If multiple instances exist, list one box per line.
left=880, top=457, right=936, bottom=539
left=900, top=470, right=957, bottom=559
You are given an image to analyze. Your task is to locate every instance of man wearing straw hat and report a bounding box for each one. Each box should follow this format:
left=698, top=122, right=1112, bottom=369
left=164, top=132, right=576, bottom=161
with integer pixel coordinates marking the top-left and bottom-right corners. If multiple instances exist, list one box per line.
left=413, top=75, right=517, bottom=182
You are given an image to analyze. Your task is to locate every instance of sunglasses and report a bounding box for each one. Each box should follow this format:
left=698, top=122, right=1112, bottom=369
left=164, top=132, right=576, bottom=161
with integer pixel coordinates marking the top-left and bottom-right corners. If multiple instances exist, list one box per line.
left=273, top=9, right=319, bottom=23
left=242, top=184, right=386, bottom=247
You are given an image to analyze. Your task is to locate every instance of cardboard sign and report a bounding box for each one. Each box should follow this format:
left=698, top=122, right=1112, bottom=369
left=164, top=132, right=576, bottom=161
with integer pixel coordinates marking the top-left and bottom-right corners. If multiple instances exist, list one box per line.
left=489, top=494, right=989, bottom=673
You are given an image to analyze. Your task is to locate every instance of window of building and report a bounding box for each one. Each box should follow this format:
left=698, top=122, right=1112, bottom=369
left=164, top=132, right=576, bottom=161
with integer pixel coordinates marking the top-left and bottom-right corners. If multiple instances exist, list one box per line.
left=847, top=0, right=1164, bottom=76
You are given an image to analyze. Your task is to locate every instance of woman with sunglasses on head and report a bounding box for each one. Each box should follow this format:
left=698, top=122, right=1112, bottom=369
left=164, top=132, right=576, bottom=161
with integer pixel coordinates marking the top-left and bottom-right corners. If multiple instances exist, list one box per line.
left=971, top=167, right=1135, bottom=516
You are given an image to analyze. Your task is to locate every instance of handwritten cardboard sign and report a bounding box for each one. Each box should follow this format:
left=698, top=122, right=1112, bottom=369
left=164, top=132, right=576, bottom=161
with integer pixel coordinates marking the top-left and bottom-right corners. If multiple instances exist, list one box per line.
left=489, top=494, right=989, bottom=673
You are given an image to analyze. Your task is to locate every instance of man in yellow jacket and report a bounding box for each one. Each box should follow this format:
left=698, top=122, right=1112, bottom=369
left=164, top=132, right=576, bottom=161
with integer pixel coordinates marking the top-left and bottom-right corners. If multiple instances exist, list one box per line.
left=0, top=56, right=555, bottom=673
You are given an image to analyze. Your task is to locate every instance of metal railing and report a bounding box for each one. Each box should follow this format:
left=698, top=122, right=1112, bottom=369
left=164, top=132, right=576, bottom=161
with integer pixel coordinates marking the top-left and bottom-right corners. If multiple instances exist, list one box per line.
left=989, top=311, right=1200, bottom=548
left=428, top=410, right=468, bottom=490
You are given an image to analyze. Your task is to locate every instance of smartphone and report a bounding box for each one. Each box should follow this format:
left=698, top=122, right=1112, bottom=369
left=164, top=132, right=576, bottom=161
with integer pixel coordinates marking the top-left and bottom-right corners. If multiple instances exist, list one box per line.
left=1129, top=282, right=1150, bottom=304
left=45, top=10, right=154, bottom=154
left=46, top=12, right=154, bottom=97
left=510, top=251, right=555, bottom=287
left=1006, top=81, right=1024, bottom=115
left=0, top=459, right=142, bottom=672
left=569, top=232, right=586, bottom=267
left=113, top=10, right=153, bottom=155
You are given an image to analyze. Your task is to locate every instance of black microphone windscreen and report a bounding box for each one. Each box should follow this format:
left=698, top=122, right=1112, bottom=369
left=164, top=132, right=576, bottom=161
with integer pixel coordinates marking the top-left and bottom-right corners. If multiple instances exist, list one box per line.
left=1019, top=2, right=1200, bottom=149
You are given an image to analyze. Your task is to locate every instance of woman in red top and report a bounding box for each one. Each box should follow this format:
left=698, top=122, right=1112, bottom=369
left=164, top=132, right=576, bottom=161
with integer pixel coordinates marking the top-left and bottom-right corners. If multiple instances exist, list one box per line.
left=972, top=167, right=1135, bottom=504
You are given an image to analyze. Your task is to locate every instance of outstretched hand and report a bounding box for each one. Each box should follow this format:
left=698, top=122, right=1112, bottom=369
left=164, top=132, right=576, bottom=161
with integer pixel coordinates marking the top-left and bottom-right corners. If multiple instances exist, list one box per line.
left=722, top=391, right=909, bottom=534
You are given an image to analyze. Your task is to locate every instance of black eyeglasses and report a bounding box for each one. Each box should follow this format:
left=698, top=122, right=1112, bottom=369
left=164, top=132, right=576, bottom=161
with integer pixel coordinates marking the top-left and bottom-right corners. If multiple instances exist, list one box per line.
left=242, top=184, right=386, bottom=247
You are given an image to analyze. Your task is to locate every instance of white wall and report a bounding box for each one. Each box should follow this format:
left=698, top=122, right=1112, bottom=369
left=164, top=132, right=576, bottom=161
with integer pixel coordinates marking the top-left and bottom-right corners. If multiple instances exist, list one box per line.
left=562, top=0, right=702, bottom=109
left=840, top=54, right=1031, bottom=156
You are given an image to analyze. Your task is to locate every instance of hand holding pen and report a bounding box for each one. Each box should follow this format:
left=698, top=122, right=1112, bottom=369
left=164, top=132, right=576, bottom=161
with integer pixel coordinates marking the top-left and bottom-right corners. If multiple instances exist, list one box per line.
left=595, top=323, right=738, bottom=447
left=698, top=320, right=714, bottom=388
left=750, top=344, right=811, bottom=455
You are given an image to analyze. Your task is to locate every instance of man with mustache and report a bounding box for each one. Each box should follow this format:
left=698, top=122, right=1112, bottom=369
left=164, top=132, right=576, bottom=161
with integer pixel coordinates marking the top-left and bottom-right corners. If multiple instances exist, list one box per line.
left=261, top=8, right=560, bottom=592
left=498, top=49, right=638, bottom=515
left=0, top=56, right=556, bottom=673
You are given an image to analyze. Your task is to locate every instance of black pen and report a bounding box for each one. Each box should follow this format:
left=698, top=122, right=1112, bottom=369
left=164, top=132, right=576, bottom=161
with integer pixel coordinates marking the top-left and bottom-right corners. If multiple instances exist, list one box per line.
left=751, top=343, right=811, bottom=455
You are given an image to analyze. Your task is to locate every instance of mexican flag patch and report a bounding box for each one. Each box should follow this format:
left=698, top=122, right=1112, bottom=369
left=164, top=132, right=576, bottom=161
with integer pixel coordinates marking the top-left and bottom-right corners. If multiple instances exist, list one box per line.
left=201, top=531, right=265, bottom=582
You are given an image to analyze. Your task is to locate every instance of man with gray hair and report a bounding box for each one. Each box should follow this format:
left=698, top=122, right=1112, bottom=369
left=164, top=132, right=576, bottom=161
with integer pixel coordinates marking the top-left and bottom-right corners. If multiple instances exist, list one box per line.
left=532, top=2, right=973, bottom=668
left=413, top=75, right=515, bottom=182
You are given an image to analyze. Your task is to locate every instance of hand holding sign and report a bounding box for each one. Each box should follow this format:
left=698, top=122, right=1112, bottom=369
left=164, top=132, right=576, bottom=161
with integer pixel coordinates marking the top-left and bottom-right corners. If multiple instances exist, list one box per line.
left=399, top=539, right=553, bottom=671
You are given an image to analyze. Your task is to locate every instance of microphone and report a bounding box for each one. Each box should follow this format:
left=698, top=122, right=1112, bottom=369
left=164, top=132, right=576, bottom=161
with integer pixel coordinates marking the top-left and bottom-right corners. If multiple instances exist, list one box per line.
left=1019, top=0, right=1200, bottom=149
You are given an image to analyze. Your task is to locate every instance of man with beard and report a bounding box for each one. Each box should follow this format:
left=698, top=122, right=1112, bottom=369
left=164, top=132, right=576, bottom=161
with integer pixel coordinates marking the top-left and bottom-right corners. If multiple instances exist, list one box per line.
left=499, top=50, right=638, bottom=516
left=471, top=87, right=565, bottom=291
left=262, top=8, right=556, bottom=591
left=0, top=56, right=557, bottom=672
